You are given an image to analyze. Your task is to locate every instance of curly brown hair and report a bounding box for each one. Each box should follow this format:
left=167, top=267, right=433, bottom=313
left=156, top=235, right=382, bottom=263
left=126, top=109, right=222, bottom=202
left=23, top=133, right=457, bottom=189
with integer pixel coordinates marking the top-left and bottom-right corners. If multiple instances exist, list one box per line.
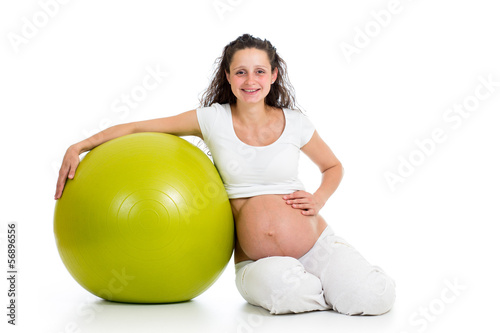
left=199, top=34, right=300, bottom=111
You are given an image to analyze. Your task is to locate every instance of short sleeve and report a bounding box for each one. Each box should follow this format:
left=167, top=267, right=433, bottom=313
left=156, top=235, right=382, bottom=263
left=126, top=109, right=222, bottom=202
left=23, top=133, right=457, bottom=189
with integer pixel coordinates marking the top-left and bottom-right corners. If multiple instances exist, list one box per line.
left=196, top=104, right=219, bottom=142
left=300, top=113, right=316, bottom=147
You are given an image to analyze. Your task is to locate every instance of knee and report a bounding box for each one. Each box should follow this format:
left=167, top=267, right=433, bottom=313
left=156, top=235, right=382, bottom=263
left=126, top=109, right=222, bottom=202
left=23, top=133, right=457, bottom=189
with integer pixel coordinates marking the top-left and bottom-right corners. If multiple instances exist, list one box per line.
left=236, top=257, right=329, bottom=314
left=238, top=257, right=304, bottom=290
left=235, top=257, right=305, bottom=304
left=269, top=258, right=330, bottom=314
left=334, top=269, right=396, bottom=316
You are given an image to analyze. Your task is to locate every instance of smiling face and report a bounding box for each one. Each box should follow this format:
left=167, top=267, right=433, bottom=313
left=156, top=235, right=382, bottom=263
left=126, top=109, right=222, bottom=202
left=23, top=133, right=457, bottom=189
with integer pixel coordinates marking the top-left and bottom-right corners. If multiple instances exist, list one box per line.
left=226, top=48, right=278, bottom=106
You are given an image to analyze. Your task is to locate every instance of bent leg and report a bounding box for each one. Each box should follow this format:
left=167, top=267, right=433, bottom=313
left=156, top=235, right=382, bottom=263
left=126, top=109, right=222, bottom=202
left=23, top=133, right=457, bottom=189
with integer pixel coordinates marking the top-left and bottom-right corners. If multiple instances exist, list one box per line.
left=300, top=228, right=396, bottom=315
left=235, top=257, right=331, bottom=315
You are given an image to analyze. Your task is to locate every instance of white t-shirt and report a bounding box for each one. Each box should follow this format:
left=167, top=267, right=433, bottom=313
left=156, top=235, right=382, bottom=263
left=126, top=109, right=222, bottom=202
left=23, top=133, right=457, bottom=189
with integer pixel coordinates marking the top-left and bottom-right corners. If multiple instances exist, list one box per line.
left=196, top=103, right=315, bottom=199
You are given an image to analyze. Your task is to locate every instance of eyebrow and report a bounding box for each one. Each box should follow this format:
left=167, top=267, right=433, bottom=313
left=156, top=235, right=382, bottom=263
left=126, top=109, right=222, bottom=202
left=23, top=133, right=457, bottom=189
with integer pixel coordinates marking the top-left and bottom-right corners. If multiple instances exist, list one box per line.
left=231, top=65, right=270, bottom=71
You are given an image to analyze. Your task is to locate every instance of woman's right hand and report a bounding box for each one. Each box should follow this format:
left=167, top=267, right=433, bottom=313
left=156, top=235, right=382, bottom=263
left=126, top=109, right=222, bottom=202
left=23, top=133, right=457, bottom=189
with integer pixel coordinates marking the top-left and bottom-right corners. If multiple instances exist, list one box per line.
left=54, top=145, right=81, bottom=200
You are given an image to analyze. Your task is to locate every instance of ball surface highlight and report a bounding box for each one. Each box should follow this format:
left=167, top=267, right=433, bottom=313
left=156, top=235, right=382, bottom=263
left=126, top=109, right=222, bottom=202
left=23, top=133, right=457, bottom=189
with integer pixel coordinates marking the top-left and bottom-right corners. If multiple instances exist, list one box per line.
left=54, top=133, right=234, bottom=303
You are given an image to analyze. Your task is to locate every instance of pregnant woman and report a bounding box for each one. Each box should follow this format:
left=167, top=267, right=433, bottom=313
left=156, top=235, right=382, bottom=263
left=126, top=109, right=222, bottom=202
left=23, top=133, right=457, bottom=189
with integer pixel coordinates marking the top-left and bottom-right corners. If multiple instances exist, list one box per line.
left=55, top=34, right=395, bottom=315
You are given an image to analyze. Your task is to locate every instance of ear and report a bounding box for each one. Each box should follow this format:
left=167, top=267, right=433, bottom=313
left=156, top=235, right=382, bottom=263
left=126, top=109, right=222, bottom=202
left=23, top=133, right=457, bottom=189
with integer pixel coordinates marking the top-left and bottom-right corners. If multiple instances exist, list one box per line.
left=225, top=70, right=231, bottom=85
left=272, top=68, right=278, bottom=83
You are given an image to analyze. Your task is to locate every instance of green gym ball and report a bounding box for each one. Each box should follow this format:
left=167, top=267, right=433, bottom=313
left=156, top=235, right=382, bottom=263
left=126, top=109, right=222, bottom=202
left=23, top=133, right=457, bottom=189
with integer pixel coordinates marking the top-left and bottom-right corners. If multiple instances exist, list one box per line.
left=54, top=133, right=234, bottom=303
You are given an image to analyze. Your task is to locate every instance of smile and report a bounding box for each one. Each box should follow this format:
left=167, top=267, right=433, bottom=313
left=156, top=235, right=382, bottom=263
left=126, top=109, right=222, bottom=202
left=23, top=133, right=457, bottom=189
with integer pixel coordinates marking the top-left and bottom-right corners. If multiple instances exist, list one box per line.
left=242, top=89, right=260, bottom=93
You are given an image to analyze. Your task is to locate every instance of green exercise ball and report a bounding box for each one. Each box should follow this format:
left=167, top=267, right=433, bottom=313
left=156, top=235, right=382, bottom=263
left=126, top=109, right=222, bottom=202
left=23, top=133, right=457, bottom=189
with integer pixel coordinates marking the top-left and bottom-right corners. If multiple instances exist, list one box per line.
left=54, top=133, right=234, bottom=303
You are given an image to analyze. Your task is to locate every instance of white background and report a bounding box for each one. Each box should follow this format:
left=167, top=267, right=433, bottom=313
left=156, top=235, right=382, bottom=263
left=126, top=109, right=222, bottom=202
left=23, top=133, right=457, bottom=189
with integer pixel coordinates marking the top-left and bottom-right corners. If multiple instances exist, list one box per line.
left=1, top=0, right=499, bottom=332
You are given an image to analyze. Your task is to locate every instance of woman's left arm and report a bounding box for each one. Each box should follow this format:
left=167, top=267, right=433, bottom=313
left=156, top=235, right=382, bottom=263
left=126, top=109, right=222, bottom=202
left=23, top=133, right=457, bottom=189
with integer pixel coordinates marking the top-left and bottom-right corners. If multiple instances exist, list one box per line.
left=283, top=131, right=343, bottom=216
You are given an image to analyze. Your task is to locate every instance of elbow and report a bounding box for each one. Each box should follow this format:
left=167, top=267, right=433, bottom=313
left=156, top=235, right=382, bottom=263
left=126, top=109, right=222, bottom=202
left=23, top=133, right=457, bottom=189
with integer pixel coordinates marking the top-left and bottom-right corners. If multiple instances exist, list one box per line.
left=321, top=162, right=343, bottom=175
left=338, top=163, right=345, bottom=180
left=126, top=122, right=139, bottom=134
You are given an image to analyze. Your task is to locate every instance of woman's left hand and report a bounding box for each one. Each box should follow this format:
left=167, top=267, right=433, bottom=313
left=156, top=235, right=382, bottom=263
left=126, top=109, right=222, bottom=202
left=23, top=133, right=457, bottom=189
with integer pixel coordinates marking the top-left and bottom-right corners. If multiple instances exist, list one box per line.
left=283, top=191, right=323, bottom=216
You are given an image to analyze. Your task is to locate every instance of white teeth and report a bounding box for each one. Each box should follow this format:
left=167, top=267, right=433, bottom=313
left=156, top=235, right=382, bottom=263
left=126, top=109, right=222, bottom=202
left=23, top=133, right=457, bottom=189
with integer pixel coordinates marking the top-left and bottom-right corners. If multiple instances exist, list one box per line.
left=243, top=89, right=258, bottom=92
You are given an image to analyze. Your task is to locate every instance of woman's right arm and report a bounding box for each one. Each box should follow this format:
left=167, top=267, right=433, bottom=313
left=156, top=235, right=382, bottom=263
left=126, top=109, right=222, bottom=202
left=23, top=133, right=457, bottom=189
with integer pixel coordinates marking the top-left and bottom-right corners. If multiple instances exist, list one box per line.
left=54, top=109, right=201, bottom=200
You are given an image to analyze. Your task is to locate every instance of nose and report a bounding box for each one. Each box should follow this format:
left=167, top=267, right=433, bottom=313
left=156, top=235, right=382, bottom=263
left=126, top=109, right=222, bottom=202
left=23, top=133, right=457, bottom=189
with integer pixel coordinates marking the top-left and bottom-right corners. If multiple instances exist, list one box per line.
left=245, top=73, right=257, bottom=85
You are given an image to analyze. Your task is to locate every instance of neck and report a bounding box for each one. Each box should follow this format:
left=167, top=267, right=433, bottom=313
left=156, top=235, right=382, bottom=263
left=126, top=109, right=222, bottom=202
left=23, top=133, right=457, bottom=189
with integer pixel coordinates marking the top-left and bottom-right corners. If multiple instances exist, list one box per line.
left=232, top=101, right=271, bottom=125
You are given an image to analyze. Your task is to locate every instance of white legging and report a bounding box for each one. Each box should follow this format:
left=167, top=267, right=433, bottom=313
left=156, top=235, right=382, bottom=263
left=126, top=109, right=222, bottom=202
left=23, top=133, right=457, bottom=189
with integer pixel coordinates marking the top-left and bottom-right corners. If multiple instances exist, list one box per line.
left=235, top=226, right=396, bottom=315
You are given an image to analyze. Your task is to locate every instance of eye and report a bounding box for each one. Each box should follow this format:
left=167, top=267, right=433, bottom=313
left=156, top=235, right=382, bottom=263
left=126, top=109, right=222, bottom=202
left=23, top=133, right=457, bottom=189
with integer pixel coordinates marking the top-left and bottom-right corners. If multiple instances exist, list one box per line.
left=257, top=69, right=266, bottom=74
left=236, top=70, right=246, bottom=75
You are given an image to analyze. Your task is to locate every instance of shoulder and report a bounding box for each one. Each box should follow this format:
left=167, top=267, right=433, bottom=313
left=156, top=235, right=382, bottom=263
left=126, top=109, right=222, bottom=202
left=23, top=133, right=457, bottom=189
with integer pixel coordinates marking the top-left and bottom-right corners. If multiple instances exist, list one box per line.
left=196, top=103, right=231, bottom=140
left=282, top=108, right=315, bottom=147
left=197, top=103, right=229, bottom=113
left=197, top=103, right=232, bottom=120
left=283, top=108, right=314, bottom=126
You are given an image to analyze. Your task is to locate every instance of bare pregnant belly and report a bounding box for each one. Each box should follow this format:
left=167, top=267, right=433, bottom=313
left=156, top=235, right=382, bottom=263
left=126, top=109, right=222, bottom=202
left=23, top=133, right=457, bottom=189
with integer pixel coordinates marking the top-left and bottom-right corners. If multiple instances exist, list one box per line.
left=231, top=194, right=327, bottom=262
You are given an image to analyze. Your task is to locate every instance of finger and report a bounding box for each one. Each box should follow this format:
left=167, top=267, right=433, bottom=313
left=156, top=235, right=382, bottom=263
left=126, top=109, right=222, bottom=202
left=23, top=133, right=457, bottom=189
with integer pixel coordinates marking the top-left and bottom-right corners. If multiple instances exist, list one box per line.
left=287, top=198, right=311, bottom=207
left=55, top=177, right=66, bottom=199
left=291, top=203, right=307, bottom=209
left=55, top=165, right=70, bottom=199
left=293, top=190, right=308, bottom=197
left=283, top=191, right=305, bottom=200
left=292, top=203, right=318, bottom=213
left=55, top=185, right=63, bottom=200
left=55, top=179, right=65, bottom=200
left=301, top=209, right=316, bottom=216
left=285, top=194, right=308, bottom=203
left=68, top=163, right=77, bottom=179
